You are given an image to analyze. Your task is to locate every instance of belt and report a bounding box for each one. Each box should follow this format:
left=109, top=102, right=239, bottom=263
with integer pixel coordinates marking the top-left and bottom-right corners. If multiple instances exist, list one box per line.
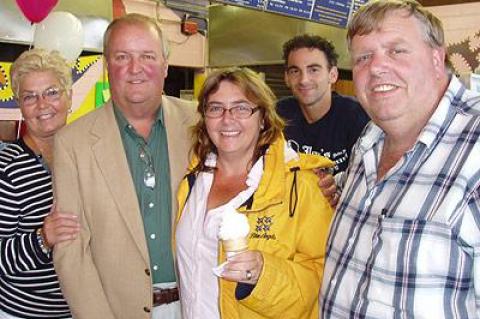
left=153, top=287, right=179, bottom=307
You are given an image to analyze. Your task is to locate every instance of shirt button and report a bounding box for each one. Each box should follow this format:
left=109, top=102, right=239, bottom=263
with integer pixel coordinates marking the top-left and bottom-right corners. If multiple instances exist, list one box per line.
left=143, top=306, right=151, bottom=313
left=145, top=269, right=150, bottom=276
left=148, top=202, right=154, bottom=208
left=150, top=234, right=156, bottom=239
left=365, top=198, right=372, bottom=207
left=153, top=265, right=158, bottom=271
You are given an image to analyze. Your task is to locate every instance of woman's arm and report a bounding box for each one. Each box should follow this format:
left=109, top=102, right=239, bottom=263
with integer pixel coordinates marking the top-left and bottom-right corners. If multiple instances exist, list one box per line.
left=0, top=171, right=52, bottom=274
left=224, top=171, right=334, bottom=317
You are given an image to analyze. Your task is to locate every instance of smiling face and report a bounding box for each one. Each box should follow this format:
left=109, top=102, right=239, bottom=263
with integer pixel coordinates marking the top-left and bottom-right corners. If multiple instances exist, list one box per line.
left=105, top=22, right=168, bottom=114
left=19, top=70, right=70, bottom=140
left=205, top=80, right=263, bottom=162
left=350, top=10, right=446, bottom=129
left=284, top=47, right=338, bottom=111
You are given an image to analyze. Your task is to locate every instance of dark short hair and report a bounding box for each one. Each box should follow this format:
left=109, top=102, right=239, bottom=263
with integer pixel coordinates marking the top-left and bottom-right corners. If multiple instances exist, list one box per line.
left=282, top=34, right=339, bottom=68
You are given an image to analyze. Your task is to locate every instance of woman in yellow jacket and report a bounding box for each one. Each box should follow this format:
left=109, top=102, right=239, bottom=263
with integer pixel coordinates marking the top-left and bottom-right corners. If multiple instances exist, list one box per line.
left=175, top=67, right=333, bottom=319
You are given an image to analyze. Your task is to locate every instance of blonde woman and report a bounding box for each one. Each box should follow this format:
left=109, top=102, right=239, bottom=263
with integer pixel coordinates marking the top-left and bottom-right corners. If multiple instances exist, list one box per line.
left=0, top=49, right=79, bottom=319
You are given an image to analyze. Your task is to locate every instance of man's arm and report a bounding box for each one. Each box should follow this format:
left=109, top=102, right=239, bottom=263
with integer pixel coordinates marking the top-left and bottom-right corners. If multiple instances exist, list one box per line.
left=462, top=191, right=480, bottom=317
left=314, top=168, right=340, bottom=207
left=53, top=133, right=116, bottom=319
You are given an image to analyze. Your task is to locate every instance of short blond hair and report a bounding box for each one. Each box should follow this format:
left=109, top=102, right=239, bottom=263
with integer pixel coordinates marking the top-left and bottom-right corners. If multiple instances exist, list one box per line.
left=347, top=0, right=451, bottom=69
left=103, top=13, right=169, bottom=58
left=348, top=0, right=445, bottom=49
left=10, top=49, right=72, bottom=97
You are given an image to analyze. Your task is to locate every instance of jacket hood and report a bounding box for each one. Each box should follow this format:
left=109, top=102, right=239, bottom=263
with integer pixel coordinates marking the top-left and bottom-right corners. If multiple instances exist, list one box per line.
left=180, top=136, right=334, bottom=213
left=248, top=137, right=333, bottom=212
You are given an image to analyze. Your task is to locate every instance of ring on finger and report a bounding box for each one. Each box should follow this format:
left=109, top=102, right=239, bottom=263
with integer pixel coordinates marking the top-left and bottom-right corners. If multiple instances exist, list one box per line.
left=245, top=269, right=252, bottom=281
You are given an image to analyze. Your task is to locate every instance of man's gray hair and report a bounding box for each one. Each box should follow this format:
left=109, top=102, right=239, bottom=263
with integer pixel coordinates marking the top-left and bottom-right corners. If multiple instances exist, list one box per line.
left=103, top=13, right=169, bottom=58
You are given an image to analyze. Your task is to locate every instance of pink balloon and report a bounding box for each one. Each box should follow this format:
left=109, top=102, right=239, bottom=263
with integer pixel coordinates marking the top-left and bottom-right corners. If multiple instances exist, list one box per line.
left=15, top=0, right=59, bottom=24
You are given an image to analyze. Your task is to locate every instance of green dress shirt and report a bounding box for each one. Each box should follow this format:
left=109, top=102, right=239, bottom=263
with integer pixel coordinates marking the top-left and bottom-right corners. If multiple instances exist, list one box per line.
left=114, top=105, right=175, bottom=284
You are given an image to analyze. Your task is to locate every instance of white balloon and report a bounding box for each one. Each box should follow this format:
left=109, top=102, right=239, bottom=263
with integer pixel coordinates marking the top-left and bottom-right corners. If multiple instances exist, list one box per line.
left=34, top=11, right=84, bottom=62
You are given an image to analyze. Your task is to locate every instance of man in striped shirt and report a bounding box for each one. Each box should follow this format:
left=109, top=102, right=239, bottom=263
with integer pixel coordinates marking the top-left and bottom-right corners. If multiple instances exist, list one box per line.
left=320, top=1, right=480, bottom=318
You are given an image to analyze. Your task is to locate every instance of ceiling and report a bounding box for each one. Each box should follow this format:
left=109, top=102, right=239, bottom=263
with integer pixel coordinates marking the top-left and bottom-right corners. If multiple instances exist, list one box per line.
left=419, top=0, right=479, bottom=5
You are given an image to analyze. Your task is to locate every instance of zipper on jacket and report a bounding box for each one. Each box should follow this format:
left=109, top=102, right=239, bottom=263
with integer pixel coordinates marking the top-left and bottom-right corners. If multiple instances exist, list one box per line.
left=289, top=167, right=299, bottom=217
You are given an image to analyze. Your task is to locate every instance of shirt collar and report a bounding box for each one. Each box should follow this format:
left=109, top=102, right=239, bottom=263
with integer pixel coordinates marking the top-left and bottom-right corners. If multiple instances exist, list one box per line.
left=113, top=103, right=165, bottom=132
left=357, top=122, right=384, bottom=154
left=419, top=75, right=479, bottom=148
left=204, top=152, right=264, bottom=190
left=357, top=75, right=478, bottom=154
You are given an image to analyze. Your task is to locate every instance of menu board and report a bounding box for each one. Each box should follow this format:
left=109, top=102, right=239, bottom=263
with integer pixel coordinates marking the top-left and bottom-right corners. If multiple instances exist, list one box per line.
left=266, top=0, right=315, bottom=19
left=352, top=0, right=368, bottom=13
left=312, top=1, right=351, bottom=27
left=215, top=0, right=369, bottom=28
left=220, top=0, right=266, bottom=9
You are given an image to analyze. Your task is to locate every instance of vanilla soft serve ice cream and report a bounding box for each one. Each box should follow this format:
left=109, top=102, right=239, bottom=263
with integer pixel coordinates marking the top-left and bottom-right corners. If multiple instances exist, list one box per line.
left=218, top=205, right=250, bottom=257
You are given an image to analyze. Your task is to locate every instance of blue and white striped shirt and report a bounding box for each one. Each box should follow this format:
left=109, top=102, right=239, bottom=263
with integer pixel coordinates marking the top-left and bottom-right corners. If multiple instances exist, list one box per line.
left=321, top=76, right=480, bottom=319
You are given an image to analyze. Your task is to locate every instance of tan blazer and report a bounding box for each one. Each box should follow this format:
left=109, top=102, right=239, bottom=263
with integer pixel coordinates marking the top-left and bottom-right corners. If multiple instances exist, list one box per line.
left=53, top=96, right=197, bottom=319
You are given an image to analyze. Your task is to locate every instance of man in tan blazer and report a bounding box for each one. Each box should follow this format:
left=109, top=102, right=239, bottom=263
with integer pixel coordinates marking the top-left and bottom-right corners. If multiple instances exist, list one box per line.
left=53, top=14, right=196, bottom=319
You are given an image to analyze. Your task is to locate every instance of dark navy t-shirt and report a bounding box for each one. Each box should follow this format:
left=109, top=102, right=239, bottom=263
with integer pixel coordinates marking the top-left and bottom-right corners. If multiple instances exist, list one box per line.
left=277, top=92, right=369, bottom=173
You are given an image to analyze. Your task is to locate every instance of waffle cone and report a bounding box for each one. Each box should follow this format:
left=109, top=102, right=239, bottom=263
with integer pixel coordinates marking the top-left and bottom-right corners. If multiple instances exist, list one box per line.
left=222, top=237, right=248, bottom=254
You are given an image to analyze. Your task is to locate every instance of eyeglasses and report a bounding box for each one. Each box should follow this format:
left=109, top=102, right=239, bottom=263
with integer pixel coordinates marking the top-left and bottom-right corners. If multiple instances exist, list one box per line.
left=204, top=103, right=260, bottom=119
left=19, top=87, right=64, bottom=106
left=139, top=145, right=156, bottom=189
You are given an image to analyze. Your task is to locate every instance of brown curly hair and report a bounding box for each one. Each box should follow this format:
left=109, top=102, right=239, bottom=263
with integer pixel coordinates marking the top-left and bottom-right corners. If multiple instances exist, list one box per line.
left=191, top=67, right=284, bottom=172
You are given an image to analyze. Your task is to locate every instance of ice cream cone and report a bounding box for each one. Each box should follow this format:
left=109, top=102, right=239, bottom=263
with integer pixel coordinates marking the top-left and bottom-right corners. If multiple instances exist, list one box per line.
left=222, top=237, right=248, bottom=257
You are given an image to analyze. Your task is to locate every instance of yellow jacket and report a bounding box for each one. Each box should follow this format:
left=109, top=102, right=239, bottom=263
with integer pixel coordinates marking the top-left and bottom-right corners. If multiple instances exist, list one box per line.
left=176, top=137, right=334, bottom=319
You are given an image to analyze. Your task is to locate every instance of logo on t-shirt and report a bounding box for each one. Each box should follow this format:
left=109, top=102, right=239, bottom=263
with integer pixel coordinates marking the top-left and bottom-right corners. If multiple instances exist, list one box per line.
left=287, top=139, right=348, bottom=173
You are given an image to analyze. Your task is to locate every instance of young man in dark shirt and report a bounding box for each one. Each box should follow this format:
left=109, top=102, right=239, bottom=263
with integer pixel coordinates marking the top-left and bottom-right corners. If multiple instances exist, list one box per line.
left=278, top=34, right=369, bottom=174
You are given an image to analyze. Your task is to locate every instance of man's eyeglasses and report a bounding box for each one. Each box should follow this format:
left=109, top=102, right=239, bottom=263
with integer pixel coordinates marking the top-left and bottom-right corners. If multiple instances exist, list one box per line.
left=204, top=103, right=260, bottom=119
left=19, top=87, right=64, bottom=106
left=139, top=145, right=156, bottom=189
